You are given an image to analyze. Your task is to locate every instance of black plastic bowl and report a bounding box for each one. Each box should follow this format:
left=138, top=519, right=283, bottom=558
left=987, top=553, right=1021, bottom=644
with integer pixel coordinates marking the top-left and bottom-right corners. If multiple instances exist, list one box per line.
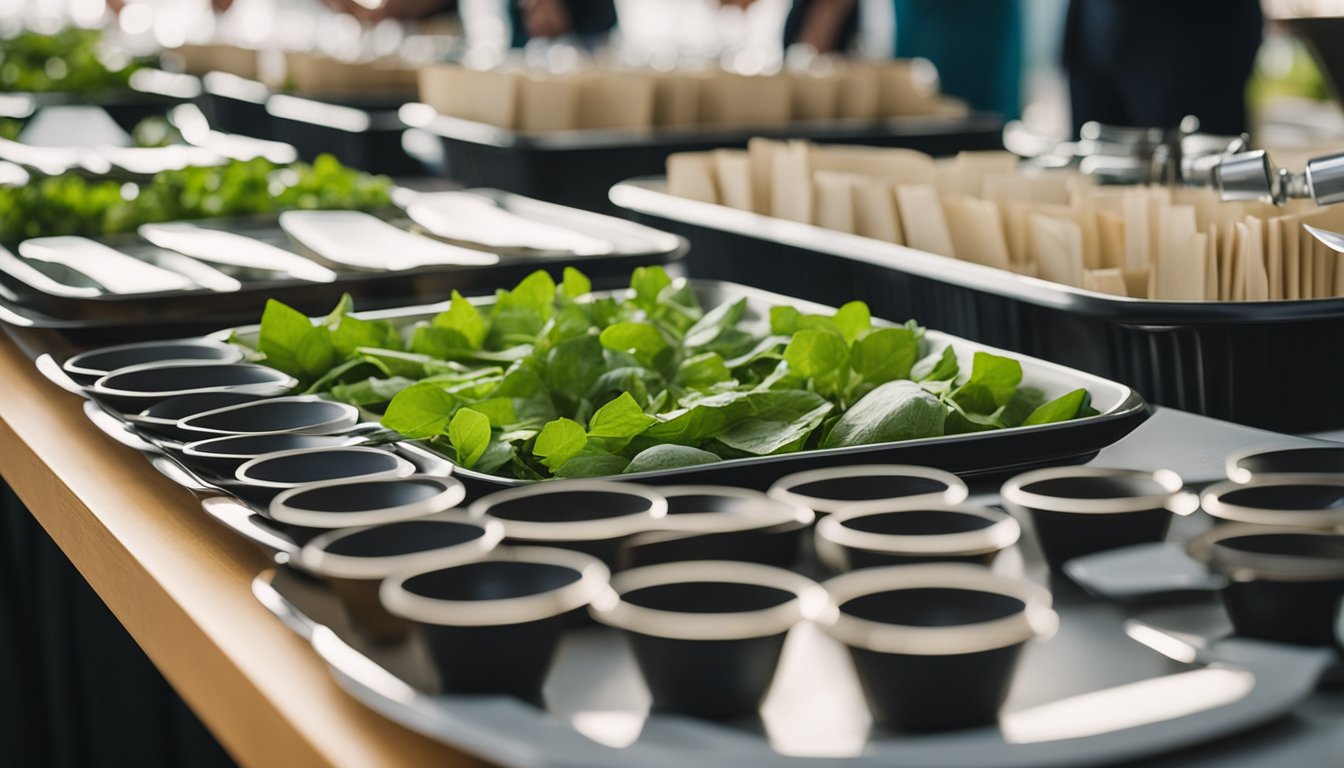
left=181, top=432, right=362, bottom=477
left=618, top=486, right=814, bottom=570
left=767, top=465, right=969, bottom=517
left=125, top=391, right=268, bottom=442
left=176, top=396, right=360, bottom=438
left=268, top=475, right=467, bottom=545
left=87, top=361, right=297, bottom=412
left=297, top=512, right=505, bottom=642
left=468, top=480, right=667, bottom=566
left=590, top=560, right=823, bottom=719
left=1226, top=445, right=1344, bottom=484
left=820, top=564, right=1056, bottom=733
left=1200, top=477, right=1344, bottom=529
left=62, top=339, right=243, bottom=385
left=1188, top=525, right=1344, bottom=646
left=231, top=446, right=416, bottom=506
left=380, top=546, right=610, bottom=700
left=815, top=503, right=1021, bottom=571
left=1000, top=467, right=1192, bottom=571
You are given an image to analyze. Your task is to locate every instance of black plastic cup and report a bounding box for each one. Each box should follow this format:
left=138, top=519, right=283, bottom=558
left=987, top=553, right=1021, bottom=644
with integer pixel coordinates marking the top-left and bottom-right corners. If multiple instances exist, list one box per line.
left=268, top=475, right=467, bottom=545
left=1200, top=477, right=1344, bottom=529
left=815, top=502, right=1021, bottom=572
left=297, top=512, right=504, bottom=643
left=1188, top=524, right=1344, bottom=646
left=820, top=563, right=1057, bottom=733
left=87, top=361, right=297, bottom=412
left=1225, top=444, right=1344, bottom=484
left=590, top=560, right=823, bottom=719
left=231, top=446, right=417, bottom=506
left=1000, top=467, right=1193, bottom=571
left=181, top=432, right=362, bottom=477
left=618, top=486, right=814, bottom=570
left=767, top=465, right=970, bottom=518
left=125, top=391, right=267, bottom=442
left=62, top=339, right=243, bottom=385
left=380, top=546, right=610, bottom=700
left=468, top=480, right=667, bottom=566
left=176, top=396, right=360, bottom=438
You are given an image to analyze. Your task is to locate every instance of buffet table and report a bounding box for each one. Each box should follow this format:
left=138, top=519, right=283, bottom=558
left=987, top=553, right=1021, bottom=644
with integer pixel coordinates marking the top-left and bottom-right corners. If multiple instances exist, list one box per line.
left=0, top=328, right=1340, bottom=768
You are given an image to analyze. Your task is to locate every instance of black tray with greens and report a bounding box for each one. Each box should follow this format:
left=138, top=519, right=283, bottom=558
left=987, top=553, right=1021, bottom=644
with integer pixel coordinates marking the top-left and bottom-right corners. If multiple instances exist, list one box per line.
left=216, top=269, right=1148, bottom=491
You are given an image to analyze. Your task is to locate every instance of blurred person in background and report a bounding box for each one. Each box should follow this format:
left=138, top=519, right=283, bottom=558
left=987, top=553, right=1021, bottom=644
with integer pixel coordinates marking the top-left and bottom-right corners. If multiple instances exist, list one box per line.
left=1063, top=0, right=1264, bottom=136
left=312, top=0, right=615, bottom=47
left=729, top=0, right=1025, bottom=120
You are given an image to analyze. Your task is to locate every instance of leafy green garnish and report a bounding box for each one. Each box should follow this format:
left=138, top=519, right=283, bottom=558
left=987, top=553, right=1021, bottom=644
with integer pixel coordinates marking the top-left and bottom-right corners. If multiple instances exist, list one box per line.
left=244, top=267, right=1098, bottom=480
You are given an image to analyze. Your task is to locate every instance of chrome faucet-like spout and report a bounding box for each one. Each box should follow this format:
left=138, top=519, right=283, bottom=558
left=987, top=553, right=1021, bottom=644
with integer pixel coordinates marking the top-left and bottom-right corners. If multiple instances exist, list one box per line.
left=1214, top=149, right=1344, bottom=206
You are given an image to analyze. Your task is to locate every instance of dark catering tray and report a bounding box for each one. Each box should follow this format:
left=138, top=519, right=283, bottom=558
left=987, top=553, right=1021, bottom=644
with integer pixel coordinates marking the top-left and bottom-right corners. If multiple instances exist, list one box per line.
left=0, top=69, right=200, bottom=134
left=0, top=189, right=687, bottom=342
left=398, top=104, right=1004, bottom=214
left=215, top=279, right=1149, bottom=497
left=612, top=178, right=1343, bottom=434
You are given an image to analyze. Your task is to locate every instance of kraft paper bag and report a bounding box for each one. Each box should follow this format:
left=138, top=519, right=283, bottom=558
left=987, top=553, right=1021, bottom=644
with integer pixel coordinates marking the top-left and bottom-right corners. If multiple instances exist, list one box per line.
left=517, top=73, right=580, bottom=131
left=944, top=195, right=1010, bottom=270
left=1267, top=218, right=1283, bottom=300
left=1283, top=218, right=1300, bottom=300
left=1096, top=210, right=1126, bottom=269
left=1151, top=205, right=1198, bottom=300
left=1030, top=214, right=1085, bottom=288
left=748, top=138, right=785, bottom=216
left=1203, top=226, right=1219, bottom=300
left=772, top=141, right=814, bottom=224
left=788, top=70, right=841, bottom=121
left=576, top=71, right=655, bottom=130
left=1123, top=268, right=1152, bottom=299
left=811, top=146, right=936, bottom=186
left=813, top=171, right=857, bottom=233
left=700, top=73, right=791, bottom=128
left=1001, top=201, right=1073, bottom=270
left=836, top=64, right=881, bottom=120
left=876, top=60, right=936, bottom=116
left=651, top=72, right=701, bottom=128
left=285, top=52, right=419, bottom=94
left=170, top=44, right=260, bottom=79
left=1083, top=268, right=1129, bottom=296
left=1218, top=222, right=1236, bottom=301
left=851, top=178, right=903, bottom=243
left=895, top=184, right=955, bottom=257
left=713, top=150, right=753, bottom=211
left=1232, top=222, right=1248, bottom=301
left=1123, top=188, right=1152, bottom=271
left=666, top=152, right=718, bottom=204
left=418, top=65, right=520, bottom=128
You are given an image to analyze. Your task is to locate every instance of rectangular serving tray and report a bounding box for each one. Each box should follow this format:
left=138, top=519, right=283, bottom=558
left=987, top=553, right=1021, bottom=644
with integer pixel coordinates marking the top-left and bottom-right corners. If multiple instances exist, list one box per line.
left=611, top=177, right=1344, bottom=433
left=217, top=279, right=1149, bottom=496
left=0, top=188, right=686, bottom=331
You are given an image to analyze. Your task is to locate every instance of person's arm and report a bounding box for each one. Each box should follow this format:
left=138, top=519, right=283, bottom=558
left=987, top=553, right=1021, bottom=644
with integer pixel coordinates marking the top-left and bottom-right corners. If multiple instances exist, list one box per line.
left=319, top=0, right=452, bottom=23
left=796, top=0, right=856, bottom=53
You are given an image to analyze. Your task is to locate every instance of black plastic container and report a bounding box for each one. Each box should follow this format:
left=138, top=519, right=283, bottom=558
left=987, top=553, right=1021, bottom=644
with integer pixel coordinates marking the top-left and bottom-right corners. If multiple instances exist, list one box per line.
left=297, top=512, right=504, bottom=642
left=268, top=93, right=421, bottom=176
left=404, top=106, right=1002, bottom=214
left=176, top=396, right=360, bottom=438
left=1000, top=467, right=1192, bottom=571
left=767, top=464, right=970, bottom=518
left=1200, top=477, right=1344, bottom=528
left=815, top=502, right=1020, bottom=571
left=618, top=486, right=813, bottom=570
left=87, top=360, right=297, bottom=412
left=62, top=338, right=242, bottom=385
left=1189, top=525, right=1344, bottom=646
left=468, top=481, right=667, bottom=566
left=267, top=475, right=466, bottom=545
left=231, top=446, right=416, bottom=506
left=125, top=391, right=266, bottom=441
left=613, top=178, right=1344, bottom=432
left=180, top=432, right=361, bottom=476
left=820, top=563, right=1056, bottom=732
left=380, top=546, right=610, bottom=700
left=590, top=560, right=822, bottom=719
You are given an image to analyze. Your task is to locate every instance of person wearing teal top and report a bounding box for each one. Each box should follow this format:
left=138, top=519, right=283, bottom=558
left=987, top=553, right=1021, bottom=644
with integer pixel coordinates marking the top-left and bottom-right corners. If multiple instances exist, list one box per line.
left=780, top=0, right=1025, bottom=120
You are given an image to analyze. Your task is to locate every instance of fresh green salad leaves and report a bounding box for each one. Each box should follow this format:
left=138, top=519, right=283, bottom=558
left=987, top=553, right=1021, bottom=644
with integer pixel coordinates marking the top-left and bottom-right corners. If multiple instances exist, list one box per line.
left=0, top=29, right=141, bottom=94
left=246, top=267, right=1099, bottom=479
left=0, top=155, right=392, bottom=244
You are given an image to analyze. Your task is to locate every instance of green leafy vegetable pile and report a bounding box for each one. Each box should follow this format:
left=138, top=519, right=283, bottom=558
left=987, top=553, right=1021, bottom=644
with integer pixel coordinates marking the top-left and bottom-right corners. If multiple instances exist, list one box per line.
left=0, top=154, right=392, bottom=244
left=248, top=267, right=1098, bottom=480
left=0, top=29, right=140, bottom=93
